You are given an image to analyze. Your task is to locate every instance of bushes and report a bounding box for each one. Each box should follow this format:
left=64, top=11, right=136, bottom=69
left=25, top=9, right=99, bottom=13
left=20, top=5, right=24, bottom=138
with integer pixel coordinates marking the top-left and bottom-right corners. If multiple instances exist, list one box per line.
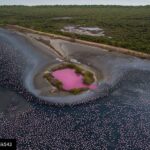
left=51, top=79, right=63, bottom=90
left=1, top=5, right=150, bottom=53
left=43, top=72, right=52, bottom=83
left=43, top=72, right=63, bottom=90
left=83, top=71, right=94, bottom=85
left=69, top=88, right=88, bottom=95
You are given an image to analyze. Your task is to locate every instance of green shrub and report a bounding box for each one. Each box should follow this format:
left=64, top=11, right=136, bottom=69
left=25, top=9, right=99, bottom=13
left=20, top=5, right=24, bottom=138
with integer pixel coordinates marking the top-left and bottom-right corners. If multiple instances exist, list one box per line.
left=1, top=5, right=150, bottom=53
left=43, top=73, right=52, bottom=82
left=51, top=79, right=63, bottom=90
left=75, top=67, right=82, bottom=74
left=83, top=71, right=94, bottom=85
left=83, top=76, right=94, bottom=85
left=43, top=72, right=63, bottom=90
left=69, top=88, right=88, bottom=95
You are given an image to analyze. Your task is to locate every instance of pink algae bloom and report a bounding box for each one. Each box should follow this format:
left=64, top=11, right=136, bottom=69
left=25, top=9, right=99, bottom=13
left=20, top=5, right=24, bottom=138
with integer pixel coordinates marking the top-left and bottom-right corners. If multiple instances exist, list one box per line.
left=52, top=68, right=96, bottom=91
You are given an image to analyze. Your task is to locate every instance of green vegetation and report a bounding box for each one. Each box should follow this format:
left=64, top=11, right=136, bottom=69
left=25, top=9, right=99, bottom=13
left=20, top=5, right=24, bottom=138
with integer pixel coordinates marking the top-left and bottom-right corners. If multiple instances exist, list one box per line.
left=69, top=88, right=88, bottom=95
left=66, top=64, right=83, bottom=74
left=83, top=71, right=95, bottom=85
left=1, top=5, right=149, bottom=53
left=51, top=63, right=82, bottom=73
left=43, top=72, right=63, bottom=90
left=51, top=79, right=63, bottom=90
left=43, top=72, right=52, bottom=82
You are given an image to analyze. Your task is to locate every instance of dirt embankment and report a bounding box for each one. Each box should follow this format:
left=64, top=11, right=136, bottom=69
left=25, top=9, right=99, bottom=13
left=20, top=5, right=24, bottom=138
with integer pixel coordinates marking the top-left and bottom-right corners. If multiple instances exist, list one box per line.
left=5, top=25, right=150, bottom=60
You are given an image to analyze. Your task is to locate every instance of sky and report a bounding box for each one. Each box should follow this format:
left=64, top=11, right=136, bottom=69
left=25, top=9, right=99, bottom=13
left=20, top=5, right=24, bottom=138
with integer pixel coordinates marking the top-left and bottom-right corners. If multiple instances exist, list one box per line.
left=0, top=0, right=150, bottom=6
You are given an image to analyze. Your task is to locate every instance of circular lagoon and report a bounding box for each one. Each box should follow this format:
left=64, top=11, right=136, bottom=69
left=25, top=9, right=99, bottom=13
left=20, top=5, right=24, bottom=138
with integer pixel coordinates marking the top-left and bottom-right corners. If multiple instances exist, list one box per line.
left=43, top=63, right=97, bottom=95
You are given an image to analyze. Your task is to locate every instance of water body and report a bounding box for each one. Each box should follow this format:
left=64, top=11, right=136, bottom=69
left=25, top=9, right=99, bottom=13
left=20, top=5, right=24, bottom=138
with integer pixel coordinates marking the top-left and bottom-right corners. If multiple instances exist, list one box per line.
left=0, top=28, right=150, bottom=149
left=52, top=68, right=96, bottom=90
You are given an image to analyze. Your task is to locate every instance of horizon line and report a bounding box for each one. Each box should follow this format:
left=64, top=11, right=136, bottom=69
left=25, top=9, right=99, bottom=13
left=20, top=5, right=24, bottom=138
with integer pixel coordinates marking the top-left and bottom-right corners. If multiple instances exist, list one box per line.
left=0, top=4, right=150, bottom=6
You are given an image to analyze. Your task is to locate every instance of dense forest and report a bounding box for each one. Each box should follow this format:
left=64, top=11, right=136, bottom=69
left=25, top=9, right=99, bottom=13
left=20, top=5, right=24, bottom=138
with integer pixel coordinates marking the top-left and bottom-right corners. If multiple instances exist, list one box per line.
left=0, top=5, right=150, bottom=53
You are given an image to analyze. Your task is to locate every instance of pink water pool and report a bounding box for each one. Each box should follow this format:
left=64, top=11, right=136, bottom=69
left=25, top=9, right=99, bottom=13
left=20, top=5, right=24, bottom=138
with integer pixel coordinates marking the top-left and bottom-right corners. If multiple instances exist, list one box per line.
left=52, top=68, right=96, bottom=91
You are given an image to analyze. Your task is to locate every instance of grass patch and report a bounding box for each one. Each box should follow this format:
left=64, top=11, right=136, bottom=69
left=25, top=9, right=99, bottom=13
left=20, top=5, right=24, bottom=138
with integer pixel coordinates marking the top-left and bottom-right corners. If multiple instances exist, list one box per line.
left=43, top=72, right=52, bottom=83
left=44, top=72, right=63, bottom=90
left=83, top=71, right=95, bottom=85
left=69, top=88, right=88, bottom=95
